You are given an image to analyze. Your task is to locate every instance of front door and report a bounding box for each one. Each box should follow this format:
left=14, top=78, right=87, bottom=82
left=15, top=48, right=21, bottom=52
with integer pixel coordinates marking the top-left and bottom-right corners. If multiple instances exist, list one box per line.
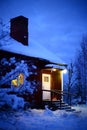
left=42, top=74, right=51, bottom=100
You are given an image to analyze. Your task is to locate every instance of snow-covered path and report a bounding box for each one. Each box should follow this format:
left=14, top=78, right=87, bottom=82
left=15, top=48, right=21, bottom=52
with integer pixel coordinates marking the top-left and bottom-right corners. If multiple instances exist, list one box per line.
left=0, top=105, right=87, bottom=130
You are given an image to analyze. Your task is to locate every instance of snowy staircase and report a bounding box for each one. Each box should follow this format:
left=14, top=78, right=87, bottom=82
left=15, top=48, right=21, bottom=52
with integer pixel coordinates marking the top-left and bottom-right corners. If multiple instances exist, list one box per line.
left=42, top=100, right=76, bottom=112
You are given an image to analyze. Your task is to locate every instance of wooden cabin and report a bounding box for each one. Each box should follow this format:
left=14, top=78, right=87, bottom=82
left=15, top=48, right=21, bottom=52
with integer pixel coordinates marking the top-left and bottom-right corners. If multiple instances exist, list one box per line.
left=0, top=50, right=66, bottom=105
left=0, top=15, right=67, bottom=107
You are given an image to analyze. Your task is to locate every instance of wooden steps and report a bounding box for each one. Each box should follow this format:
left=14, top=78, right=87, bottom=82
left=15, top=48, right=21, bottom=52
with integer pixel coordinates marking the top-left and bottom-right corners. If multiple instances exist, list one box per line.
left=42, top=100, right=76, bottom=112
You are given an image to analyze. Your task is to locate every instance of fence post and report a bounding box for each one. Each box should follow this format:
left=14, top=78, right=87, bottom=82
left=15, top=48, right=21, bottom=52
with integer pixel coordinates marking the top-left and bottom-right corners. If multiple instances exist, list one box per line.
left=60, top=94, right=61, bottom=109
left=70, top=95, right=71, bottom=106
left=51, top=91, right=52, bottom=106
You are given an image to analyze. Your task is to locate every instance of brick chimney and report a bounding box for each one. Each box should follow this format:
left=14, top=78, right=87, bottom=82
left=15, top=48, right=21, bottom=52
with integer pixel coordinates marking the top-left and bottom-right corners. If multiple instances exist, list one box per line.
left=10, top=16, right=28, bottom=46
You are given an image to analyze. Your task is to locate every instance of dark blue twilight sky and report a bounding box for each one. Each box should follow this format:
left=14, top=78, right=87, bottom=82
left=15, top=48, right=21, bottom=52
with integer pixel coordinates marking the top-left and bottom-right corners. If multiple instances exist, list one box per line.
left=0, top=0, right=87, bottom=63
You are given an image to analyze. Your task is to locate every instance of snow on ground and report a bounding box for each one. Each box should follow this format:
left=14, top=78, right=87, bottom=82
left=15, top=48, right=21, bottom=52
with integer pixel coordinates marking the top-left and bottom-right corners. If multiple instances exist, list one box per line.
left=0, top=105, right=87, bottom=130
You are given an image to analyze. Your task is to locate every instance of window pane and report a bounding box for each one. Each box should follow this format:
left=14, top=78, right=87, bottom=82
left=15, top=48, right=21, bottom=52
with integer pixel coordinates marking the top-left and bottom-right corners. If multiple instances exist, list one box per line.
left=44, top=76, right=49, bottom=82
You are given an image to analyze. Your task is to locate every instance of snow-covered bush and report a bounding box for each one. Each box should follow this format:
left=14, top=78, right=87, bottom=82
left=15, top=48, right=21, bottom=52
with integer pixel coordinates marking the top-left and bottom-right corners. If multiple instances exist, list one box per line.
left=0, top=56, right=41, bottom=108
left=0, top=92, right=25, bottom=110
left=0, top=57, right=38, bottom=93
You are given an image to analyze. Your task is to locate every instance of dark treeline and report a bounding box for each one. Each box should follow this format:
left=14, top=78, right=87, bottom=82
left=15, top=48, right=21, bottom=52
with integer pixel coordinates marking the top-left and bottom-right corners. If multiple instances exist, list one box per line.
left=65, top=35, right=87, bottom=104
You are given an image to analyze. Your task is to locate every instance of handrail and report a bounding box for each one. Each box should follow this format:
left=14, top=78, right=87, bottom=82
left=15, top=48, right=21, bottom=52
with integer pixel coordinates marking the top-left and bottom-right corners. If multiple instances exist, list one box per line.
left=42, top=89, right=76, bottom=97
left=42, top=89, right=77, bottom=106
left=42, top=89, right=62, bottom=95
left=52, top=89, right=77, bottom=97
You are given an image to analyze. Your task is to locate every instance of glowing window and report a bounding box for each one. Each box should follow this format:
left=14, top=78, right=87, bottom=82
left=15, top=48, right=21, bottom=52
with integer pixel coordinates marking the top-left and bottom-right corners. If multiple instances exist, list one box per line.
left=44, top=76, right=49, bottom=82
left=11, top=73, right=24, bottom=87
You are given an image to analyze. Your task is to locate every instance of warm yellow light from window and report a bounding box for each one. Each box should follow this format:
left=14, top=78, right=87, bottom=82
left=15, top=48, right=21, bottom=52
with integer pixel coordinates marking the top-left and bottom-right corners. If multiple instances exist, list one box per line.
left=11, top=79, right=18, bottom=87
left=11, top=73, right=24, bottom=87
left=18, top=73, right=24, bottom=85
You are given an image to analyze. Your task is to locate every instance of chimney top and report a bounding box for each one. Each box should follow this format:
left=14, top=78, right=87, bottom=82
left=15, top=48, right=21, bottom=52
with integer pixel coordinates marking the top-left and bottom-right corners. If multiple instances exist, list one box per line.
left=10, top=15, right=28, bottom=46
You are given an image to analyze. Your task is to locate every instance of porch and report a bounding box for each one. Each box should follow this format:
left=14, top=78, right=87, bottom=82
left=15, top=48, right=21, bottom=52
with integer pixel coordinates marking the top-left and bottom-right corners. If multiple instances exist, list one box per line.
left=41, top=89, right=76, bottom=111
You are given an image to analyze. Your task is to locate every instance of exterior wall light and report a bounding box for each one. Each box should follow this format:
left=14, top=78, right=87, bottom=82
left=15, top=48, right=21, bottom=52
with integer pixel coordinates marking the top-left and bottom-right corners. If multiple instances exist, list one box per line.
left=51, top=68, right=56, bottom=73
left=63, top=69, right=67, bottom=74
left=52, top=68, right=56, bottom=71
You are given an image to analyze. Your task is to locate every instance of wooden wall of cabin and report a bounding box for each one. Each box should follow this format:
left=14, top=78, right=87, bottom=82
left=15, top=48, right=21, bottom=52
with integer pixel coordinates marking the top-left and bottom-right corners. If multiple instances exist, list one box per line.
left=51, top=70, right=62, bottom=90
left=51, top=70, right=62, bottom=100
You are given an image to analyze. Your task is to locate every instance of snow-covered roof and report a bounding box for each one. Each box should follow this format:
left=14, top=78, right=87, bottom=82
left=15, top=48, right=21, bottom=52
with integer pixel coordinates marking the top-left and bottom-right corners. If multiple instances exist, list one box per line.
left=0, top=35, right=66, bottom=66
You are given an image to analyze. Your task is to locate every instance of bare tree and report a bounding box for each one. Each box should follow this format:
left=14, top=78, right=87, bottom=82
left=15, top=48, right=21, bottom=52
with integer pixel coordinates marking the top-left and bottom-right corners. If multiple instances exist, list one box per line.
left=75, top=35, right=87, bottom=103
left=64, top=61, right=75, bottom=104
left=74, top=51, right=83, bottom=101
